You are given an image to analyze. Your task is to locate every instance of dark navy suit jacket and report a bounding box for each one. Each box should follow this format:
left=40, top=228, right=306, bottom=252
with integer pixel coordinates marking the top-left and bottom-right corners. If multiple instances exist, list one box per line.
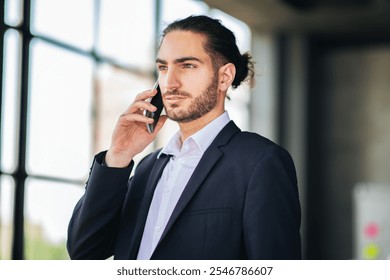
left=67, top=121, right=301, bottom=259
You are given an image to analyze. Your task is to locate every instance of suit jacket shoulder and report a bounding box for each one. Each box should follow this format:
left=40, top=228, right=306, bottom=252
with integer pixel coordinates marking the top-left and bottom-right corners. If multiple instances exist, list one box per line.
left=214, top=121, right=296, bottom=173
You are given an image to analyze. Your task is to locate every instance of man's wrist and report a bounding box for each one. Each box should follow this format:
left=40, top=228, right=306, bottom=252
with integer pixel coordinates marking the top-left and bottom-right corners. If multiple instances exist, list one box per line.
left=105, top=149, right=134, bottom=168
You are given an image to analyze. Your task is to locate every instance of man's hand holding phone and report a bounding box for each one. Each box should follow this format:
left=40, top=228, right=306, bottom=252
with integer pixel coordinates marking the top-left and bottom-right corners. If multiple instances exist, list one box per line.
left=105, top=82, right=167, bottom=168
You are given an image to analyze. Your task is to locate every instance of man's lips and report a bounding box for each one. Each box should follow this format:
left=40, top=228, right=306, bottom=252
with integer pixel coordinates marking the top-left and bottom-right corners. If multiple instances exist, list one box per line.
left=163, top=95, right=187, bottom=101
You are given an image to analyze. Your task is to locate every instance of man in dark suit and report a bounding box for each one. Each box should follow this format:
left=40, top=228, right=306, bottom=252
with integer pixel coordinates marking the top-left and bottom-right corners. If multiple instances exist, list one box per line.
left=67, top=15, right=301, bottom=260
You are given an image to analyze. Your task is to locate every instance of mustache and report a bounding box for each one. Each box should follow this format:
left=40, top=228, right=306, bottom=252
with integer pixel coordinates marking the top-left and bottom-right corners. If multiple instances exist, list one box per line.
left=163, top=90, right=192, bottom=98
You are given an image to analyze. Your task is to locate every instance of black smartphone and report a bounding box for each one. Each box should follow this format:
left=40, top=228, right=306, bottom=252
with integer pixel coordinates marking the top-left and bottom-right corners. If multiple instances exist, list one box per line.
left=144, top=81, right=163, bottom=134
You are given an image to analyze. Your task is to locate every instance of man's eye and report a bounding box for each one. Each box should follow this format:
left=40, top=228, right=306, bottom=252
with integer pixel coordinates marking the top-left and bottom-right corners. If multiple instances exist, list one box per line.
left=183, top=64, right=196, bottom=69
left=157, top=65, right=167, bottom=71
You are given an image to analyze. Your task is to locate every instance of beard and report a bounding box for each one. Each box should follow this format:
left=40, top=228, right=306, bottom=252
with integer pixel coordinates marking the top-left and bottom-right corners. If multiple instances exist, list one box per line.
left=164, top=74, right=219, bottom=123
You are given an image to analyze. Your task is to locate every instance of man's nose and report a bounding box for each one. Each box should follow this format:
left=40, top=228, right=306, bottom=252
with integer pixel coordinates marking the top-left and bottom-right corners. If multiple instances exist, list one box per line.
left=162, top=69, right=180, bottom=92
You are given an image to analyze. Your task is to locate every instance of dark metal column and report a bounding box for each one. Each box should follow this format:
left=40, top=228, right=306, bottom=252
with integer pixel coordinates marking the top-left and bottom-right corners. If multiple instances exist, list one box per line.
left=0, top=0, right=6, bottom=260
left=0, top=1, right=5, bottom=160
left=12, top=0, right=32, bottom=260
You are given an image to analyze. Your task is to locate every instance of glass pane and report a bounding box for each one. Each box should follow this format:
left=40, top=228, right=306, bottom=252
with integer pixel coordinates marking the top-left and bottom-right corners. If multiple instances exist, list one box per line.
left=31, top=0, right=94, bottom=50
left=161, top=0, right=209, bottom=29
left=1, top=30, right=21, bottom=174
left=95, top=64, right=156, bottom=161
left=0, top=175, right=15, bottom=260
left=24, top=178, right=84, bottom=260
left=5, top=0, right=23, bottom=26
left=97, top=0, right=155, bottom=70
left=27, top=40, right=93, bottom=180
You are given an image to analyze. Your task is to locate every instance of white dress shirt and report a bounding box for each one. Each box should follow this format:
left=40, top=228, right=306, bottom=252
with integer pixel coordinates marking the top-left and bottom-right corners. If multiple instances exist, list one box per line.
left=136, top=111, right=230, bottom=259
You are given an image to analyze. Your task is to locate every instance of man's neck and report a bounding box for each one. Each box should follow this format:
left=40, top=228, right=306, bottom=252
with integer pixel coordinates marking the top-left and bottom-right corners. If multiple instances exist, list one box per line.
left=178, top=109, right=224, bottom=143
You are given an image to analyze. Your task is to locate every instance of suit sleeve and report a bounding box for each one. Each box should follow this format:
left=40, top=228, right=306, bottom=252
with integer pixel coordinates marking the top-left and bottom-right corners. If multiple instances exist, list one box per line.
left=67, top=151, right=134, bottom=260
left=243, top=146, right=302, bottom=259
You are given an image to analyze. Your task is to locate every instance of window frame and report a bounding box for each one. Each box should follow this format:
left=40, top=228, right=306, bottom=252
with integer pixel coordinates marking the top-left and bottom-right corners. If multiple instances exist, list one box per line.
left=0, top=0, right=161, bottom=259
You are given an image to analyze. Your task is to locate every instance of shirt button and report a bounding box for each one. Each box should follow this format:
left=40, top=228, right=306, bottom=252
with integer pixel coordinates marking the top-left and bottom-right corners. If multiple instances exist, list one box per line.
left=164, top=189, right=171, bottom=194
left=156, top=226, right=161, bottom=232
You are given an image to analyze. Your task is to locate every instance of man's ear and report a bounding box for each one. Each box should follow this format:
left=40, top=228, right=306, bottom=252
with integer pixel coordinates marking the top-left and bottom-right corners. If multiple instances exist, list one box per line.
left=218, top=63, right=236, bottom=92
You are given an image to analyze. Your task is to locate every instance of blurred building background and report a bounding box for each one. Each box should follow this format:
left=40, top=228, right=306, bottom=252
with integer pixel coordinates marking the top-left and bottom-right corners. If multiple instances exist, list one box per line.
left=1, top=0, right=390, bottom=260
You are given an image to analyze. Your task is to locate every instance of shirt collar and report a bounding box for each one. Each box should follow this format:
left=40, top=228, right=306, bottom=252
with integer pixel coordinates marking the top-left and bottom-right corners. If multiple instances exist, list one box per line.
left=158, top=111, right=231, bottom=158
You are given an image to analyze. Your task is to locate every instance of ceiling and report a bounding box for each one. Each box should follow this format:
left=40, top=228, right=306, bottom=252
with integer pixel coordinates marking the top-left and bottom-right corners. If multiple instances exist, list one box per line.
left=203, top=0, right=390, bottom=34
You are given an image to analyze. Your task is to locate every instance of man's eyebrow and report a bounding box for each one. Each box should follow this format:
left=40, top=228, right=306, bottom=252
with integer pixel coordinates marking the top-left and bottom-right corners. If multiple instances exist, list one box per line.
left=156, top=58, right=167, bottom=64
left=155, top=56, right=203, bottom=64
left=174, top=56, right=203, bottom=64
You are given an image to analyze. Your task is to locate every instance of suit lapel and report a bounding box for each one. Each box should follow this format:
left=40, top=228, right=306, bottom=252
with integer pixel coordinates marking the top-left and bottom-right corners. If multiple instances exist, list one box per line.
left=128, top=153, right=171, bottom=259
left=154, top=121, right=241, bottom=252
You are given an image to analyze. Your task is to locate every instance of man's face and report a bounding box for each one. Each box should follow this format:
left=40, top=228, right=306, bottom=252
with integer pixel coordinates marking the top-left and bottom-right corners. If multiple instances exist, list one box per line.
left=156, top=31, right=220, bottom=123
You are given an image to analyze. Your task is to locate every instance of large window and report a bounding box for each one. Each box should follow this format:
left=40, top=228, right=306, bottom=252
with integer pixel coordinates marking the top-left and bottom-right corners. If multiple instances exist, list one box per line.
left=0, top=0, right=251, bottom=259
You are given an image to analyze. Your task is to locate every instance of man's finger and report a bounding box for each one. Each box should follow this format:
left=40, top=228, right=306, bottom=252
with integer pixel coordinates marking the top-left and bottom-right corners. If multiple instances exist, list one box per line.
left=118, top=112, right=154, bottom=125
